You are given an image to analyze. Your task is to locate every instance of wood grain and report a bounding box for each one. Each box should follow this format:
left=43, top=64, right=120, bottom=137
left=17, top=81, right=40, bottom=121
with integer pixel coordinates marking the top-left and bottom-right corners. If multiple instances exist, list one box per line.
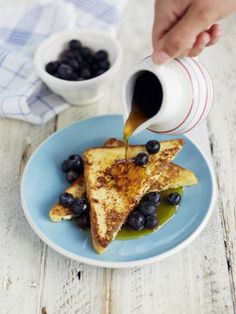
left=0, top=118, right=56, bottom=314
left=201, top=14, right=236, bottom=313
left=0, top=0, right=235, bottom=313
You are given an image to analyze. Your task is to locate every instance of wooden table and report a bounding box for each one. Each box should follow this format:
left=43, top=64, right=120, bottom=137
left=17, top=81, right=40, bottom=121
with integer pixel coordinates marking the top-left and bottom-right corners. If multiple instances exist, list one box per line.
left=1, top=1, right=236, bottom=313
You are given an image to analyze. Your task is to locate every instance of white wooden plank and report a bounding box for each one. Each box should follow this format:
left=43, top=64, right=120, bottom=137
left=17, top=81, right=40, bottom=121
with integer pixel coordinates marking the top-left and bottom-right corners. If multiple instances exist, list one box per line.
left=201, top=14, right=236, bottom=313
left=0, top=118, right=56, bottom=314
left=38, top=250, right=108, bottom=314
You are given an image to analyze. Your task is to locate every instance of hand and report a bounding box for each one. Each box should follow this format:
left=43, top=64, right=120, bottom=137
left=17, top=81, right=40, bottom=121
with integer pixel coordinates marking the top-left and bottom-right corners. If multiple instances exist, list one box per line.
left=152, top=0, right=236, bottom=64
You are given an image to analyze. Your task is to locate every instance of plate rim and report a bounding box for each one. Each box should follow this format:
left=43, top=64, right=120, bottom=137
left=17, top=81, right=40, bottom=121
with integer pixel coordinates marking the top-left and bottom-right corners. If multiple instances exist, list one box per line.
left=20, top=114, right=217, bottom=268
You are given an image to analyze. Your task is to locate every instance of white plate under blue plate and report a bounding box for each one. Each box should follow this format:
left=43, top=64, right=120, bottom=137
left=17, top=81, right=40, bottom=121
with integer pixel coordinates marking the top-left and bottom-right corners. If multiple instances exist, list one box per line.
left=21, top=115, right=216, bottom=268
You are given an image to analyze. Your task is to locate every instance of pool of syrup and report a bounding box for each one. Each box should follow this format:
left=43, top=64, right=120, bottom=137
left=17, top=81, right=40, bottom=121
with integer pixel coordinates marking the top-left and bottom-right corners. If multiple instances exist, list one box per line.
left=117, top=187, right=184, bottom=240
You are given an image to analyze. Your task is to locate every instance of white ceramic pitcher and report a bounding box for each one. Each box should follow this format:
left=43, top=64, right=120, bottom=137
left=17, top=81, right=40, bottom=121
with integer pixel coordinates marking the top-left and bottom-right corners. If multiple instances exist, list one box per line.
left=122, top=56, right=213, bottom=135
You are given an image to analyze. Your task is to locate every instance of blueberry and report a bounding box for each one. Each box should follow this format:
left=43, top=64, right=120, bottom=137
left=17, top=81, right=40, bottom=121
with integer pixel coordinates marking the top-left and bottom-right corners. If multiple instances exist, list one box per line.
left=63, top=158, right=74, bottom=171
left=53, top=72, right=60, bottom=78
left=85, top=55, right=94, bottom=65
left=137, top=201, right=156, bottom=216
left=60, top=50, right=76, bottom=63
left=90, top=62, right=99, bottom=74
left=61, top=159, right=70, bottom=173
left=99, top=60, right=110, bottom=71
left=126, top=211, right=145, bottom=230
left=66, top=170, right=79, bottom=183
left=80, top=47, right=93, bottom=58
left=146, top=140, right=160, bottom=154
left=134, top=152, right=149, bottom=166
left=69, top=39, right=82, bottom=51
left=143, top=192, right=161, bottom=205
left=68, top=154, right=83, bottom=172
left=67, top=59, right=80, bottom=70
left=45, top=61, right=60, bottom=75
left=70, top=72, right=79, bottom=81
left=80, top=68, right=91, bottom=80
left=57, top=64, right=74, bottom=80
left=95, top=69, right=106, bottom=77
left=94, top=50, right=108, bottom=61
left=59, top=192, right=74, bottom=207
left=71, top=197, right=89, bottom=215
left=77, top=213, right=90, bottom=229
left=167, top=192, right=181, bottom=205
left=68, top=154, right=80, bottom=162
left=145, top=215, right=159, bottom=229
left=81, top=61, right=90, bottom=70
left=74, top=52, right=83, bottom=63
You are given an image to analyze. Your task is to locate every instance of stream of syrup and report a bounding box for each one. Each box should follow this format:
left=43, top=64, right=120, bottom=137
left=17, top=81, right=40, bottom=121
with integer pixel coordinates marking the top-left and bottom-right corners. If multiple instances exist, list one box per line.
left=123, top=107, right=147, bottom=159
left=123, top=70, right=163, bottom=159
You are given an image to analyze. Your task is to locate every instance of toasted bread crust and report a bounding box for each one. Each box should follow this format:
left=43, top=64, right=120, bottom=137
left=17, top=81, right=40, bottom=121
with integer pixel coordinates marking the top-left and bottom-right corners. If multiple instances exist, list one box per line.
left=150, top=163, right=198, bottom=192
left=49, top=175, right=85, bottom=222
left=103, top=138, right=124, bottom=147
left=84, top=140, right=185, bottom=253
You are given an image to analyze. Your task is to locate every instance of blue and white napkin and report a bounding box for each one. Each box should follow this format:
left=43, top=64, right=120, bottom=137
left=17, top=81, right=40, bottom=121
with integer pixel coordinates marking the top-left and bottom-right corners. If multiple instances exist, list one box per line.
left=0, top=0, right=126, bottom=124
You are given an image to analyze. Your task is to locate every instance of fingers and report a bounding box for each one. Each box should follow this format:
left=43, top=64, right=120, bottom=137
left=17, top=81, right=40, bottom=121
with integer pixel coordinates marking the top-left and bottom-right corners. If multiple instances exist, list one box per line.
left=153, top=4, right=213, bottom=64
left=188, top=32, right=210, bottom=57
left=152, top=2, right=178, bottom=59
left=188, top=24, right=222, bottom=57
left=206, top=23, right=222, bottom=46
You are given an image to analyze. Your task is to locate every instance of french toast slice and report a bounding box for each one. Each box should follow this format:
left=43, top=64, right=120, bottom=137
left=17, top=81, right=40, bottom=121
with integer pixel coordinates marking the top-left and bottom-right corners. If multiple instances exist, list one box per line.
left=49, top=162, right=197, bottom=222
left=84, top=139, right=184, bottom=253
left=150, top=163, right=197, bottom=192
left=49, top=139, right=122, bottom=222
left=49, top=175, right=85, bottom=222
left=49, top=139, right=197, bottom=223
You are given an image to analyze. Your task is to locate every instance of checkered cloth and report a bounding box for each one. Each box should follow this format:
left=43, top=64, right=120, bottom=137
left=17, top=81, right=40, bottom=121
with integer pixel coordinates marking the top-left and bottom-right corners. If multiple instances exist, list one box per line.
left=0, top=0, right=126, bottom=124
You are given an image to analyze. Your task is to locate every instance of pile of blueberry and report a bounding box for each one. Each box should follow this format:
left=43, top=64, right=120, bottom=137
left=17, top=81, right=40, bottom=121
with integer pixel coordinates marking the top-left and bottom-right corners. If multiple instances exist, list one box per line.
left=59, top=193, right=90, bottom=229
left=61, top=154, right=84, bottom=183
left=133, top=140, right=161, bottom=166
left=126, top=192, right=161, bottom=230
left=45, top=39, right=110, bottom=81
left=126, top=191, right=182, bottom=231
left=126, top=139, right=182, bottom=231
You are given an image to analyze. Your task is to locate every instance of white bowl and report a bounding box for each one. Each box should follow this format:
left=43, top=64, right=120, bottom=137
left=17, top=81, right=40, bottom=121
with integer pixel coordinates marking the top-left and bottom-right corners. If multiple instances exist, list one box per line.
left=34, top=29, right=122, bottom=105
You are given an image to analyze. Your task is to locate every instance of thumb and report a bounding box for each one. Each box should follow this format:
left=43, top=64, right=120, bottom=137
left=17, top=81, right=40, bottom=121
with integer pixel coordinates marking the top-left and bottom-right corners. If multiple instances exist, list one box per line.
left=154, top=4, right=212, bottom=64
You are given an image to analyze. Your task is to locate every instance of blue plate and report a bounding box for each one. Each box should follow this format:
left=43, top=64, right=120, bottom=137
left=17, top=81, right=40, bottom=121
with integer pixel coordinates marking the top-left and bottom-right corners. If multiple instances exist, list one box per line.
left=21, top=115, right=216, bottom=268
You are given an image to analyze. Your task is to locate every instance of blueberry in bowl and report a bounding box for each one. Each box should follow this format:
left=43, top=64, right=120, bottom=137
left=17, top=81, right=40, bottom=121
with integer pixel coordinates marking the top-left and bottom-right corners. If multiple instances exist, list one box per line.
left=45, top=40, right=111, bottom=82
left=34, top=29, right=122, bottom=105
